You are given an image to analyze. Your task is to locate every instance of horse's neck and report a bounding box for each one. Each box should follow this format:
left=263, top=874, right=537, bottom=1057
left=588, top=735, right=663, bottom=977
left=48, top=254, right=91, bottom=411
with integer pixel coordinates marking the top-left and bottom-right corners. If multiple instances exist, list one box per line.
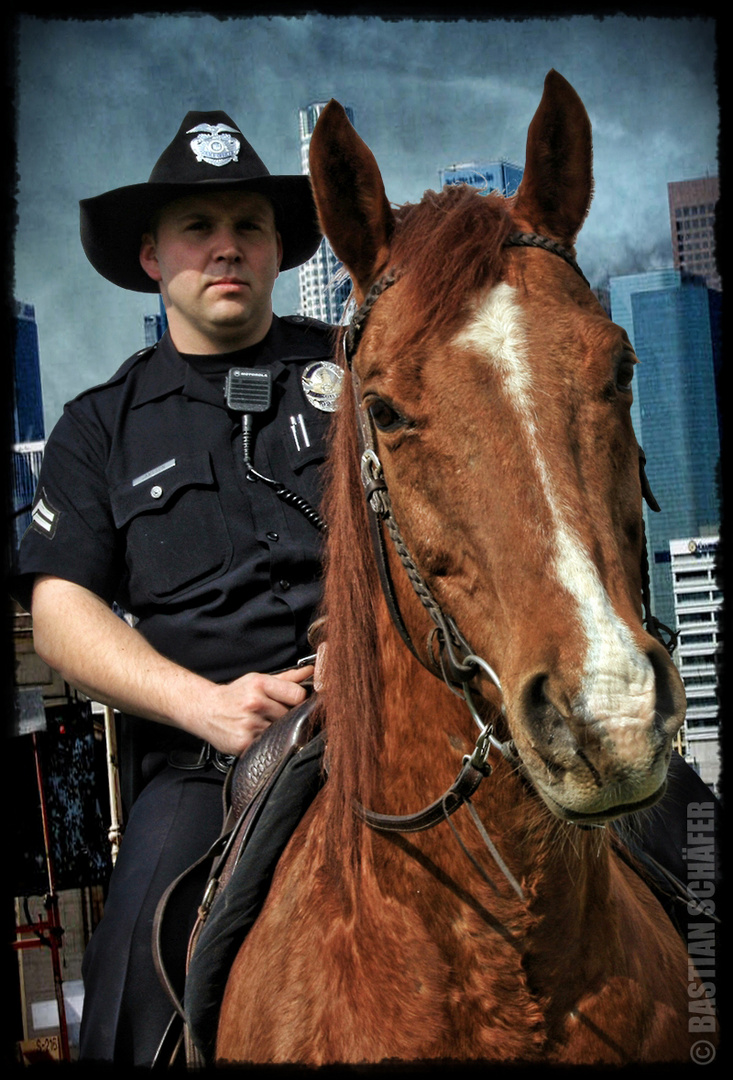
left=368, top=602, right=619, bottom=943
left=369, top=612, right=476, bottom=812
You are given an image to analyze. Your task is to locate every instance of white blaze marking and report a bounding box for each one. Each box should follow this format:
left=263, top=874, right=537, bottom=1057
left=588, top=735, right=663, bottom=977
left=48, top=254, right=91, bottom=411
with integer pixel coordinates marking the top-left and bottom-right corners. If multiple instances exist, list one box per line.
left=454, top=283, right=654, bottom=727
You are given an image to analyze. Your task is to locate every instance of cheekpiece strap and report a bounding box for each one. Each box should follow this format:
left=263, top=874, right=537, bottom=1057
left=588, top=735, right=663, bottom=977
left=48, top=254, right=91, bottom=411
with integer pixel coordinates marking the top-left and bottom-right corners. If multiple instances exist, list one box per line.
left=343, top=270, right=399, bottom=369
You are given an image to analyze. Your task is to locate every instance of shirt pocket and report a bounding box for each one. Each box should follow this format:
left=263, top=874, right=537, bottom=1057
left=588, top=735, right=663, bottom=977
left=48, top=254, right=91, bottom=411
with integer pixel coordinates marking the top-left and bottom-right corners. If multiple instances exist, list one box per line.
left=281, top=408, right=332, bottom=475
left=110, top=451, right=233, bottom=602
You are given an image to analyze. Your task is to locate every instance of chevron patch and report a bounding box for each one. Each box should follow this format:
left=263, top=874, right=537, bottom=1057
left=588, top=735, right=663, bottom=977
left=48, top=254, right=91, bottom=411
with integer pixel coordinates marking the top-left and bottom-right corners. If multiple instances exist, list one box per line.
left=31, top=490, right=61, bottom=539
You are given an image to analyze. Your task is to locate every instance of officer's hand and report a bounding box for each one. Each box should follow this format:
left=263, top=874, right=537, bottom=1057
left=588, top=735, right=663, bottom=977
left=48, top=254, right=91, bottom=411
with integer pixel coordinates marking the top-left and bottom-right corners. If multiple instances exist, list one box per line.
left=203, top=666, right=314, bottom=757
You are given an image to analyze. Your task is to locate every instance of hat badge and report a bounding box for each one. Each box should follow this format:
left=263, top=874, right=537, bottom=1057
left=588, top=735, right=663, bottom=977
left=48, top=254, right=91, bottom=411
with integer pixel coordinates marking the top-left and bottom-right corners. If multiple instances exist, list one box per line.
left=187, top=123, right=241, bottom=167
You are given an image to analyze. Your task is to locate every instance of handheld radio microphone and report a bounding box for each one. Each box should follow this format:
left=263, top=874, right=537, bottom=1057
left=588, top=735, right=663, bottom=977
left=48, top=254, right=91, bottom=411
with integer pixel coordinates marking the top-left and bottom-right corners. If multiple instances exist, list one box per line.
left=225, top=367, right=272, bottom=413
left=225, top=367, right=326, bottom=533
left=225, top=367, right=272, bottom=468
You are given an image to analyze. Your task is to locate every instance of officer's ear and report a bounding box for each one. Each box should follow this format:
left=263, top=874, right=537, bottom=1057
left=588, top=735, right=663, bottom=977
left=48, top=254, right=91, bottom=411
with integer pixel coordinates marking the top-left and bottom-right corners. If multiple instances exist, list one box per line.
left=139, top=233, right=163, bottom=284
left=276, top=231, right=283, bottom=275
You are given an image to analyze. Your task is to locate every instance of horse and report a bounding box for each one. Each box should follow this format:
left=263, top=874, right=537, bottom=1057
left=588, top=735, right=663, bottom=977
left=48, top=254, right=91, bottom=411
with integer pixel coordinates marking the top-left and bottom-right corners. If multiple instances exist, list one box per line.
left=214, top=70, right=711, bottom=1065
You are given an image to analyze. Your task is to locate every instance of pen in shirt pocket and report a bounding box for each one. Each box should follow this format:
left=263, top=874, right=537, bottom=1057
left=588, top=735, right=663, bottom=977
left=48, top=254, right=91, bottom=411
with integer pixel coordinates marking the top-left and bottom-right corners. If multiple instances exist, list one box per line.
left=289, top=413, right=311, bottom=451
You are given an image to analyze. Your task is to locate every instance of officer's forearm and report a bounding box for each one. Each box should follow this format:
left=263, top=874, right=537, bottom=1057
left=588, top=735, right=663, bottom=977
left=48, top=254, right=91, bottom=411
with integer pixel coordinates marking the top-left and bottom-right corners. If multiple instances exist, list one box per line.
left=30, top=575, right=220, bottom=735
left=29, top=575, right=309, bottom=756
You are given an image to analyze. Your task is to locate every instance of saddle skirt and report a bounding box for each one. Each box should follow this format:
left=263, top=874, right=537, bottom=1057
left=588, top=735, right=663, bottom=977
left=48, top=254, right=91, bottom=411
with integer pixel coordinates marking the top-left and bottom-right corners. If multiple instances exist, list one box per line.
left=153, top=694, right=325, bottom=1066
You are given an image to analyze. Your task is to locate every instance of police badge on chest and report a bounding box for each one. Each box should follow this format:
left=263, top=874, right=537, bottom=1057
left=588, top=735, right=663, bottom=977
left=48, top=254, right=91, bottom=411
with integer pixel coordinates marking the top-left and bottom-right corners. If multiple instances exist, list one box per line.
left=301, top=361, right=343, bottom=413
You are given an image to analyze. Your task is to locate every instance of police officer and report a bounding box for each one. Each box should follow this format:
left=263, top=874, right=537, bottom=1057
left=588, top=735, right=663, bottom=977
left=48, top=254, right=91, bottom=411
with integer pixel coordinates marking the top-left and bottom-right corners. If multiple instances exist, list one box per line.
left=11, top=111, right=340, bottom=1065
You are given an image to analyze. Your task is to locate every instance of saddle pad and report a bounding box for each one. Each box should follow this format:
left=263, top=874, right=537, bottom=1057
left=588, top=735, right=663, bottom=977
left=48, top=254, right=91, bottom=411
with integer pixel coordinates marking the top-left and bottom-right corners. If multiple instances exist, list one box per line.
left=184, top=732, right=325, bottom=1062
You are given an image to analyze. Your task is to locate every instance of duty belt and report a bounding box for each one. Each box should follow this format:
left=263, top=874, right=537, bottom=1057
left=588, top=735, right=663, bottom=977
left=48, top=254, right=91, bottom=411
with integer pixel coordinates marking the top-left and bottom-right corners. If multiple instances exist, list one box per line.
left=167, top=741, right=237, bottom=774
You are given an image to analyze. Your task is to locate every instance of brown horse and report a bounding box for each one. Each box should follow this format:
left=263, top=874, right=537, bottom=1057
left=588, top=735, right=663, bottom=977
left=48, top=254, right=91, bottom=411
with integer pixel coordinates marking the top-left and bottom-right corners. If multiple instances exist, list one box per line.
left=216, top=71, right=709, bottom=1065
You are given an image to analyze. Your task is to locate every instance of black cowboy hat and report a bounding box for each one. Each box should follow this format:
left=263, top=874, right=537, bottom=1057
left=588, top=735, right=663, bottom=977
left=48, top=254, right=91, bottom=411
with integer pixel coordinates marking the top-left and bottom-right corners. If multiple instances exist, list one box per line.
left=79, top=110, right=322, bottom=292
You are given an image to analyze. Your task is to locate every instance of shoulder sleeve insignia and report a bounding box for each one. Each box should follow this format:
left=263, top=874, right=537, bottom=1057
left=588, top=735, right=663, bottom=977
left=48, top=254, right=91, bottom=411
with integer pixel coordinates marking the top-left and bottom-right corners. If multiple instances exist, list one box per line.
left=31, top=489, right=61, bottom=539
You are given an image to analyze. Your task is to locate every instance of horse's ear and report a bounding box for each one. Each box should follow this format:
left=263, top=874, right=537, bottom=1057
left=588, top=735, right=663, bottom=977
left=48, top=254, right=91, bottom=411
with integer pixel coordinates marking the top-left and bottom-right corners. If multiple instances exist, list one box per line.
left=512, top=70, right=593, bottom=250
left=308, top=101, right=394, bottom=298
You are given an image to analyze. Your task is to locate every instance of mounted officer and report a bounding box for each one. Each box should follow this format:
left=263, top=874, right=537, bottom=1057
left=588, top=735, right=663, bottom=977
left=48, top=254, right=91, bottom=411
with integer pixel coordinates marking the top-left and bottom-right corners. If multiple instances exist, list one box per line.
left=12, top=109, right=337, bottom=1065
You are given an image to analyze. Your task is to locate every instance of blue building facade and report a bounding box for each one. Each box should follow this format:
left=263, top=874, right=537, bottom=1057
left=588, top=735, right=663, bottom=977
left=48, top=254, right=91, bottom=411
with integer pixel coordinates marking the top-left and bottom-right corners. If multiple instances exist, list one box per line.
left=438, top=159, right=524, bottom=196
left=609, top=270, right=721, bottom=631
left=13, top=301, right=45, bottom=444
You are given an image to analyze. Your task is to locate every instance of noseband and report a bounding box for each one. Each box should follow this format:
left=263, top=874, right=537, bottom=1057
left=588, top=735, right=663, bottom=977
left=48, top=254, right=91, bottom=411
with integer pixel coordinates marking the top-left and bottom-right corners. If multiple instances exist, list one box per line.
left=346, top=231, right=670, bottom=857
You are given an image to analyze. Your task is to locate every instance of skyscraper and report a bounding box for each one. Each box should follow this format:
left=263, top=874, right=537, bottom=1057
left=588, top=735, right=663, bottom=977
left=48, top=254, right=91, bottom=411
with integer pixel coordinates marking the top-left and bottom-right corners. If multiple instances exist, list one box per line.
left=144, top=296, right=169, bottom=347
left=670, top=535, right=721, bottom=792
left=668, top=176, right=720, bottom=292
left=11, top=302, right=46, bottom=552
left=13, top=301, right=45, bottom=445
left=297, top=102, right=355, bottom=324
left=609, top=270, right=721, bottom=632
left=438, top=159, right=523, bottom=196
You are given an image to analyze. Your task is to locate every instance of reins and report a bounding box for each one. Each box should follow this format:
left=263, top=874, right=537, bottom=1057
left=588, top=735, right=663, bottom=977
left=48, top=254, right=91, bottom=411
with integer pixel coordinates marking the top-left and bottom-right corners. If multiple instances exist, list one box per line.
left=345, top=232, right=673, bottom=883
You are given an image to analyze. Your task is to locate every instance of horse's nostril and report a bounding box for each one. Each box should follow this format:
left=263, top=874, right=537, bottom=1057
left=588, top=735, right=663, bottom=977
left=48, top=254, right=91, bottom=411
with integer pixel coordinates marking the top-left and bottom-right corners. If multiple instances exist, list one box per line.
left=526, top=673, right=549, bottom=713
left=647, top=647, right=685, bottom=733
left=522, top=673, right=550, bottom=734
left=522, top=673, right=569, bottom=747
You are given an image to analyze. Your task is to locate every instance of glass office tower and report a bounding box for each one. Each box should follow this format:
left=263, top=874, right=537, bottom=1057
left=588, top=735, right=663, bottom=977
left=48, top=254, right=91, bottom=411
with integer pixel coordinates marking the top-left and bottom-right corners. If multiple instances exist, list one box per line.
left=11, top=302, right=46, bottom=552
left=297, top=102, right=355, bottom=325
left=13, top=301, right=45, bottom=445
left=144, top=296, right=169, bottom=347
left=609, top=270, right=721, bottom=632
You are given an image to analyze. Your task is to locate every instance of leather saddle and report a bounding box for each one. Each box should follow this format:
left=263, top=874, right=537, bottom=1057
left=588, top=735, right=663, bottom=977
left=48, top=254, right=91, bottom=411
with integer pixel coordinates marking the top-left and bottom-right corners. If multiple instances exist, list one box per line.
left=152, top=692, right=325, bottom=1068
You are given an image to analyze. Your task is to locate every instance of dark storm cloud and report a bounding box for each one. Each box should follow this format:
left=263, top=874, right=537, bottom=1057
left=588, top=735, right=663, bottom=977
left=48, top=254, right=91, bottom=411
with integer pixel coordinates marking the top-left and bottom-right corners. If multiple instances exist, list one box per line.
left=12, top=13, right=718, bottom=431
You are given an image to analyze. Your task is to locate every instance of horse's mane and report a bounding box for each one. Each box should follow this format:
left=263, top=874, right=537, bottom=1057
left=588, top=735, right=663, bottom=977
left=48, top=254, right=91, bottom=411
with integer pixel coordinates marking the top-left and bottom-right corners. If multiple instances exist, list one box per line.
left=315, top=185, right=515, bottom=863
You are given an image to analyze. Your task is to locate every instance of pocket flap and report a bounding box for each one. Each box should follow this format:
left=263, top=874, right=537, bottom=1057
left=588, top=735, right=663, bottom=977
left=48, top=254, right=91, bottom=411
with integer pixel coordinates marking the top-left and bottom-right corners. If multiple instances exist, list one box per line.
left=110, top=452, right=215, bottom=528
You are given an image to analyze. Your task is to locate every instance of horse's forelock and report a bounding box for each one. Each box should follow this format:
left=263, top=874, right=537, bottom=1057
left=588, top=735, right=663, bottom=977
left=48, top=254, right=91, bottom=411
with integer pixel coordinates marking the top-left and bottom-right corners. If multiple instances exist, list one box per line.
left=390, top=186, right=515, bottom=343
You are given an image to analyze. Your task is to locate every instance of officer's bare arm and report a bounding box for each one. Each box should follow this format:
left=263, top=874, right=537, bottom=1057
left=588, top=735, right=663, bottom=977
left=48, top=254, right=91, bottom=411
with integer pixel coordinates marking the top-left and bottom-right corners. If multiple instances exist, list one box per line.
left=30, top=575, right=312, bottom=758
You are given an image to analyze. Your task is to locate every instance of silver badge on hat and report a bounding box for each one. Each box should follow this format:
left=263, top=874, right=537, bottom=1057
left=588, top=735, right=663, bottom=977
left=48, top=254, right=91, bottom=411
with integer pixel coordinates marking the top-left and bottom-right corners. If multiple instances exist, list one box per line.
left=187, top=123, right=241, bottom=167
left=301, top=361, right=344, bottom=413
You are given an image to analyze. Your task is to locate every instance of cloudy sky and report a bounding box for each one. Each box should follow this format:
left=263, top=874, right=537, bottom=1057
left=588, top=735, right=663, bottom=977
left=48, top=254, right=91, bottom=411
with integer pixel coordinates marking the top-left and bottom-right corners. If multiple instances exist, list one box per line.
left=11, top=10, right=719, bottom=432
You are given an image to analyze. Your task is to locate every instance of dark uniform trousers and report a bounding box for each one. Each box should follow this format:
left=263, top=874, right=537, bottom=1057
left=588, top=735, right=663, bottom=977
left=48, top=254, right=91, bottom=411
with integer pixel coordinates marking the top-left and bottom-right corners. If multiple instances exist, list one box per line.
left=11, top=317, right=336, bottom=1066
left=79, top=760, right=226, bottom=1065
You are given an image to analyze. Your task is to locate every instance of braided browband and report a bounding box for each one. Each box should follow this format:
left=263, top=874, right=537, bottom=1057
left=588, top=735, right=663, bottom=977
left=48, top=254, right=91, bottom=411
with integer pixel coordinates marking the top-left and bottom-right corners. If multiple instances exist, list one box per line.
left=504, top=232, right=590, bottom=287
left=343, top=232, right=589, bottom=368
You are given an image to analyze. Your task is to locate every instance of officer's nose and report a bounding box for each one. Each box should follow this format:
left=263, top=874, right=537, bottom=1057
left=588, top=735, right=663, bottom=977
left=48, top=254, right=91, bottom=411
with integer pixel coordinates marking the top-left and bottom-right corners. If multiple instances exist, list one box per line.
left=213, top=228, right=243, bottom=262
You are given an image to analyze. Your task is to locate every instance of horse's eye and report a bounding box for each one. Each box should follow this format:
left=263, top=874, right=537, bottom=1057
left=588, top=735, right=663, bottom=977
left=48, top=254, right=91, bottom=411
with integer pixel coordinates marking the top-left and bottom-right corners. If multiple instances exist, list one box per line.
left=616, top=357, right=635, bottom=392
left=368, top=398, right=404, bottom=432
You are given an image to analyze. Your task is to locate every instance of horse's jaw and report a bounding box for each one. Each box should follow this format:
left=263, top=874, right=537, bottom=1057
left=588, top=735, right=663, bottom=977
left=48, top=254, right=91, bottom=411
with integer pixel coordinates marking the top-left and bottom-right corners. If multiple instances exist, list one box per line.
left=527, top=766, right=669, bottom=825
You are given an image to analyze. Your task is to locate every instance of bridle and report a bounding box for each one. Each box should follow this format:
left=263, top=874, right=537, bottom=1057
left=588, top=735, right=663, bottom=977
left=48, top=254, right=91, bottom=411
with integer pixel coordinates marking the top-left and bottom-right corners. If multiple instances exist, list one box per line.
left=345, top=231, right=672, bottom=884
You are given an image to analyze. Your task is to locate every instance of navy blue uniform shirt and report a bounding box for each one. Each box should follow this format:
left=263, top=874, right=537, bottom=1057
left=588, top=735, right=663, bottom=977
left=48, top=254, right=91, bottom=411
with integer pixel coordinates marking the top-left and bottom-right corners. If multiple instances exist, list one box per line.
left=14, top=315, right=337, bottom=689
